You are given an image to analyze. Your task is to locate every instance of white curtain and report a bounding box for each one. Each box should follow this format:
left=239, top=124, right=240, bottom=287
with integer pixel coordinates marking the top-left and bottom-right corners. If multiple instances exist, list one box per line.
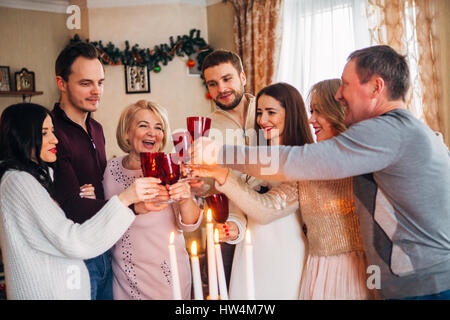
left=277, top=0, right=371, bottom=98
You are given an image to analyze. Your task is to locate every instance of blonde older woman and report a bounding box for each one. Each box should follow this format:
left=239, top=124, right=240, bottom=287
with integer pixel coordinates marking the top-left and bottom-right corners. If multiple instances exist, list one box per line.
left=103, top=100, right=202, bottom=300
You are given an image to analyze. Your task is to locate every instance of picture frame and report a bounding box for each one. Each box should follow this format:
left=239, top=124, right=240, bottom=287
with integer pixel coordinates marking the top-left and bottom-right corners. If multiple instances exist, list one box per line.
left=15, top=68, right=35, bottom=92
left=125, top=65, right=150, bottom=94
left=0, top=66, right=11, bottom=92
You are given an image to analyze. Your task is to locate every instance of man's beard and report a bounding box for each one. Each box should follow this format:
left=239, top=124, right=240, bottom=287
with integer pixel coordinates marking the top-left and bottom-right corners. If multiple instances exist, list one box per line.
left=214, top=88, right=245, bottom=111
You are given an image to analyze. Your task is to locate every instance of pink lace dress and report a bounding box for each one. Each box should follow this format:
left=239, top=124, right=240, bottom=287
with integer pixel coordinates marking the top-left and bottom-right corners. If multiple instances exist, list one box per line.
left=103, top=156, right=202, bottom=300
left=298, top=178, right=376, bottom=300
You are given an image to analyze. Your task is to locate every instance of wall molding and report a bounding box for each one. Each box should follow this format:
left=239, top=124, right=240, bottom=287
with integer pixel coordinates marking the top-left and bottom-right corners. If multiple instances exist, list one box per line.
left=0, top=0, right=69, bottom=13
left=0, top=0, right=226, bottom=12
left=86, top=0, right=208, bottom=8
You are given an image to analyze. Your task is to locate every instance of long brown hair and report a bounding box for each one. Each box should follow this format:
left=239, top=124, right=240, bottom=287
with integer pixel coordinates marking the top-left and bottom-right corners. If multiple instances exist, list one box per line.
left=308, top=79, right=346, bottom=134
left=255, top=82, right=314, bottom=146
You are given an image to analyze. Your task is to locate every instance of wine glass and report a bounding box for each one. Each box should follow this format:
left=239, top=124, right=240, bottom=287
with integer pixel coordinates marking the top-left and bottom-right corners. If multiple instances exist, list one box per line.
left=140, top=151, right=164, bottom=178
left=161, top=153, right=185, bottom=204
left=172, top=129, right=193, bottom=181
left=140, top=151, right=175, bottom=204
left=187, top=116, right=211, bottom=142
left=172, top=129, right=191, bottom=163
left=205, top=193, right=229, bottom=223
left=160, top=153, right=181, bottom=186
left=186, top=116, right=212, bottom=194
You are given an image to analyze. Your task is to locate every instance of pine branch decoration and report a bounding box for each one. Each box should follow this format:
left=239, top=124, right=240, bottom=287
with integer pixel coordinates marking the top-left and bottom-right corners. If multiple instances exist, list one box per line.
left=70, top=29, right=213, bottom=75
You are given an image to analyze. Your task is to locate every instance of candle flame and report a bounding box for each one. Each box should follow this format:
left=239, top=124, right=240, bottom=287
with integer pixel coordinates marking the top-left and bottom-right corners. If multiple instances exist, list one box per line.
left=191, top=241, right=198, bottom=255
left=214, top=228, right=219, bottom=243
left=206, top=208, right=212, bottom=222
left=169, top=231, right=175, bottom=244
left=246, top=229, right=251, bottom=244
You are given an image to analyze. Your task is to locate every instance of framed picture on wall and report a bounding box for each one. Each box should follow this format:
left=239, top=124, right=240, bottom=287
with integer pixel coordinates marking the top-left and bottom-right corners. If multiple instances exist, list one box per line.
left=0, top=66, right=11, bottom=92
left=125, top=65, right=150, bottom=94
left=15, top=68, right=35, bottom=92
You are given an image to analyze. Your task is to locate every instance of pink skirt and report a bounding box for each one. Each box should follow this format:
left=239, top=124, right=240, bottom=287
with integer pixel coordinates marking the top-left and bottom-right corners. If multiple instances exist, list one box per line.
left=299, top=250, right=377, bottom=300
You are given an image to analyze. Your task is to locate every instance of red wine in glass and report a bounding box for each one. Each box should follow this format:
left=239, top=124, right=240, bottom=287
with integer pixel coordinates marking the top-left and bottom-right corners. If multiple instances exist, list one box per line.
left=172, top=130, right=191, bottom=163
left=187, top=116, right=211, bottom=142
left=160, top=153, right=180, bottom=186
left=140, top=152, right=164, bottom=178
left=205, top=193, right=229, bottom=223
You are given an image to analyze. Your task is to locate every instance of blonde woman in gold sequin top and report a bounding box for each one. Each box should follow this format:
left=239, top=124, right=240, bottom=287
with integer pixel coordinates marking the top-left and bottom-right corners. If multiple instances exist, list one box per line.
left=299, top=79, right=375, bottom=300
left=192, top=83, right=313, bottom=299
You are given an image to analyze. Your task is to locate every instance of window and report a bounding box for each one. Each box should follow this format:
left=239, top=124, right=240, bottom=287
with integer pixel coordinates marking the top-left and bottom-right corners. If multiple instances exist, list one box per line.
left=277, top=0, right=371, bottom=99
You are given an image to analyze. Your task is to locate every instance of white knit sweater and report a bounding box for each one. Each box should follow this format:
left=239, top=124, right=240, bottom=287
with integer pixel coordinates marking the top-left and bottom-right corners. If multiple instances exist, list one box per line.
left=0, top=170, right=135, bottom=300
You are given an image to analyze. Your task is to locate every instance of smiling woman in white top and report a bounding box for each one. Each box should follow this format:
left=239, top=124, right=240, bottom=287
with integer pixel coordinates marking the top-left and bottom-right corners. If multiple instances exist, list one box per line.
left=191, top=82, right=313, bottom=299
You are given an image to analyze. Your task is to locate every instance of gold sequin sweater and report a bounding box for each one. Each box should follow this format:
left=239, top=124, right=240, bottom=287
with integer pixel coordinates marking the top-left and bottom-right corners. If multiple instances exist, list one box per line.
left=298, top=177, right=365, bottom=256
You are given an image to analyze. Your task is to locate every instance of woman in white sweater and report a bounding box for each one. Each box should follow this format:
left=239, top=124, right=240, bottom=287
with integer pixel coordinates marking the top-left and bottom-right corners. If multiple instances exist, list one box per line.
left=0, top=103, right=159, bottom=300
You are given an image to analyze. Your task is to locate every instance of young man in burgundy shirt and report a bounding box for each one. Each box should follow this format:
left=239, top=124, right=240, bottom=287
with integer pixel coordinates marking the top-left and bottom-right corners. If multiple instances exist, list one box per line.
left=52, top=42, right=111, bottom=300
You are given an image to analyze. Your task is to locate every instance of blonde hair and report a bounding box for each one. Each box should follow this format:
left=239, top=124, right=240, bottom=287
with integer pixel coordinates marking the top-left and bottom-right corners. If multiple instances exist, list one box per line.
left=308, top=79, right=347, bottom=134
left=116, top=100, right=170, bottom=153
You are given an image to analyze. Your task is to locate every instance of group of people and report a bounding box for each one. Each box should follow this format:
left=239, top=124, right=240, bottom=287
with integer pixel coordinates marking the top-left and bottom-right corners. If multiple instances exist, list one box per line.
left=0, top=40, right=448, bottom=301
left=0, top=42, right=202, bottom=300
left=191, top=51, right=374, bottom=300
left=192, top=46, right=450, bottom=300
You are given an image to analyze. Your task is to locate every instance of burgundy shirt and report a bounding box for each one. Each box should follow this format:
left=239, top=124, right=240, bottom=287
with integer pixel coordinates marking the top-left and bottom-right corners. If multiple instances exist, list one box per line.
left=51, top=103, right=107, bottom=224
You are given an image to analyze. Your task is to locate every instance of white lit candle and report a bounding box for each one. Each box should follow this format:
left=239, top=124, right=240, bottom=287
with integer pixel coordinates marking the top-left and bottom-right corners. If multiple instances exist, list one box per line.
left=168, top=231, right=182, bottom=300
left=214, top=228, right=228, bottom=300
left=190, top=241, right=203, bottom=300
left=206, top=209, right=219, bottom=300
left=245, top=229, right=255, bottom=300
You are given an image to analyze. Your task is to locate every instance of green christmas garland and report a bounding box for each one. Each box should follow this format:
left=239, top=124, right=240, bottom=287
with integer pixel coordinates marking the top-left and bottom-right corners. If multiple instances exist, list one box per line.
left=70, top=29, right=213, bottom=75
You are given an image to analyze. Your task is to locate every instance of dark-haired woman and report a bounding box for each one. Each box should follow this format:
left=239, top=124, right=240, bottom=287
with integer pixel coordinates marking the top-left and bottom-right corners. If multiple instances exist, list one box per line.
left=0, top=103, right=158, bottom=300
left=191, top=82, right=312, bottom=299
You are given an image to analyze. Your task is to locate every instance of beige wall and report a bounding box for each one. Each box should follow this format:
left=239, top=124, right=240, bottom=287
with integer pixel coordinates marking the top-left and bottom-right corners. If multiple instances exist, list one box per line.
left=0, top=7, right=71, bottom=111
left=88, top=4, right=213, bottom=158
left=437, top=0, right=450, bottom=146
left=206, top=0, right=235, bottom=52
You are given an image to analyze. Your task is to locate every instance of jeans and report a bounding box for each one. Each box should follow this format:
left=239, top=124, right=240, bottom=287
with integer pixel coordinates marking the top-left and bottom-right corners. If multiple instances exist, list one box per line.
left=84, top=251, right=113, bottom=300
left=400, top=289, right=450, bottom=300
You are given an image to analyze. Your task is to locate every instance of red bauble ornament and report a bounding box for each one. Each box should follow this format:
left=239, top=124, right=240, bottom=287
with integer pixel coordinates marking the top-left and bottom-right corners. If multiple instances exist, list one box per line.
left=187, top=59, right=195, bottom=68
